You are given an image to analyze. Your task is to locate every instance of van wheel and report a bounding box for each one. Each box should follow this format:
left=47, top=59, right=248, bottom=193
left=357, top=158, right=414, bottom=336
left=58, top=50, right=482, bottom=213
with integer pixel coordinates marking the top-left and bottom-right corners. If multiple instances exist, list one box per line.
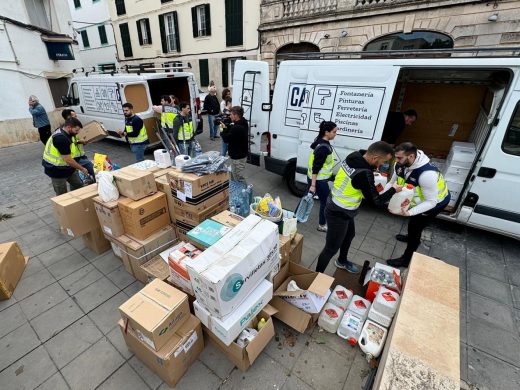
left=286, top=165, right=307, bottom=197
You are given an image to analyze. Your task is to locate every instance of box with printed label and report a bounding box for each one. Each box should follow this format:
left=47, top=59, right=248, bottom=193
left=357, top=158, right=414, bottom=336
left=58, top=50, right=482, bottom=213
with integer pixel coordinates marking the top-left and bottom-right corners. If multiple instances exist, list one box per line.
left=82, top=226, right=111, bottom=255
left=118, top=192, right=170, bottom=241
left=0, top=242, right=28, bottom=300
left=166, top=241, right=202, bottom=281
left=118, top=314, right=203, bottom=387
left=93, top=196, right=125, bottom=238
left=210, top=210, right=244, bottom=228
left=119, top=279, right=190, bottom=351
left=113, top=167, right=157, bottom=201
left=51, top=184, right=99, bottom=237
left=167, top=170, right=229, bottom=200
left=203, top=305, right=277, bottom=371
left=77, top=120, right=108, bottom=143
left=172, top=185, right=229, bottom=214
left=194, top=280, right=273, bottom=346
left=187, top=219, right=231, bottom=248
left=187, top=215, right=279, bottom=318
left=140, top=255, right=170, bottom=283
left=155, top=174, right=177, bottom=223
left=174, top=198, right=229, bottom=226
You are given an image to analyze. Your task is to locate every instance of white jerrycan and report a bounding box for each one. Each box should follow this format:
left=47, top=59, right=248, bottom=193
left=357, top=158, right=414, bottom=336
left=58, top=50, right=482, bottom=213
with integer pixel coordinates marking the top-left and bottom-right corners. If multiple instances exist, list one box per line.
left=388, top=184, right=414, bottom=214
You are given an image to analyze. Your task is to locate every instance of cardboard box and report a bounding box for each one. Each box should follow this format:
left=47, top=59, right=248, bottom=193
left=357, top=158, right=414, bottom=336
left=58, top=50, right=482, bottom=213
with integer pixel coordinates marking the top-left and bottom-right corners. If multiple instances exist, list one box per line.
left=173, top=220, right=195, bottom=243
left=373, top=253, right=460, bottom=390
left=111, top=242, right=122, bottom=259
left=194, top=280, right=273, bottom=346
left=187, top=219, right=231, bottom=248
left=155, top=174, right=177, bottom=223
left=113, top=167, right=157, bottom=201
left=0, top=242, right=28, bottom=300
left=119, top=314, right=203, bottom=387
left=168, top=273, right=194, bottom=296
left=275, top=271, right=332, bottom=314
left=204, top=305, right=277, bottom=371
left=78, top=120, right=107, bottom=143
left=270, top=263, right=334, bottom=333
left=166, top=242, right=202, bottom=281
left=93, top=196, right=125, bottom=237
left=118, top=193, right=170, bottom=241
left=171, top=185, right=229, bottom=215
left=278, top=235, right=292, bottom=266
left=289, top=233, right=304, bottom=264
left=167, top=170, right=229, bottom=200
left=187, top=215, right=279, bottom=318
left=140, top=255, right=170, bottom=283
left=174, top=198, right=229, bottom=226
left=51, top=184, right=99, bottom=237
left=119, top=279, right=190, bottom=351
left=82, top=226, right=111, bottom=255
left=272, top=261, right=290, bottom=291
left=211, top=210, right=244, bottom=228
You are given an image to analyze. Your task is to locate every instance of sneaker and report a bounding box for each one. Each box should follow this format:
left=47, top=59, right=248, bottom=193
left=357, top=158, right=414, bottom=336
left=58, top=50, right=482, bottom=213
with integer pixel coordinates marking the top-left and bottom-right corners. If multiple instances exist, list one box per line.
left=313, top=194, right=319, bottom=200
left=386, top=257, right=410, bottom=268
left=335, top=260, right=360, bottom=273
left=317, top=224, right=327, bottom=232
left=395, top=234, right=408, bottom=243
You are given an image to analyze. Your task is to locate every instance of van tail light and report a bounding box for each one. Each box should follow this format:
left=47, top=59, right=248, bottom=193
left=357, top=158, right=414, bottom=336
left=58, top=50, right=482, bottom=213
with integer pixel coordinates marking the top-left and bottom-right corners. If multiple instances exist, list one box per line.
left=265, top=132, right=271, bottom=156
left=195, top=97, right=201, bottom=112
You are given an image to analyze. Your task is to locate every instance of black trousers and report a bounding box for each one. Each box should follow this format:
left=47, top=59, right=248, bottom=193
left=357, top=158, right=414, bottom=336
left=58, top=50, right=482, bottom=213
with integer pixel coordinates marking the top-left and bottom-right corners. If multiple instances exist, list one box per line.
left=316, top=203, right=356, bottom=273
left=38, top=125, right=52, bottom=145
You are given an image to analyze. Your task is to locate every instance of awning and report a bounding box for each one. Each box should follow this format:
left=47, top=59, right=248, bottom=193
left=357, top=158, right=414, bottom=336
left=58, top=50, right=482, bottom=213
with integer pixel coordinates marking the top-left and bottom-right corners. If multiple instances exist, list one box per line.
left=41, top=35, right=75, bottom=44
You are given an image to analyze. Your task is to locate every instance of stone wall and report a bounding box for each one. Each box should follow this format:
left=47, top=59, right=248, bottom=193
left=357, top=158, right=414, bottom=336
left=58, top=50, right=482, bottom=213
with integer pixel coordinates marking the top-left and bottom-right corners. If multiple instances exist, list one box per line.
left=0, top=111, right=64, bottom=148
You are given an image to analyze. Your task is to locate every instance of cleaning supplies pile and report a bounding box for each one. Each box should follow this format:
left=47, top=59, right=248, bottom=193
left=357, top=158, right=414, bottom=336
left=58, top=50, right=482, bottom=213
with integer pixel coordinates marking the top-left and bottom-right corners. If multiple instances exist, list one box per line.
left=251, top=193, right=283, bottom=221
left=180, top=151, right=228, bottom=175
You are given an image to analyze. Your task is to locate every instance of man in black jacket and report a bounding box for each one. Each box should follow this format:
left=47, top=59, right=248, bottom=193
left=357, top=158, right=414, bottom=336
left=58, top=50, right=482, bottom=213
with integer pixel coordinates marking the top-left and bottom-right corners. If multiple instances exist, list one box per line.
left=204, top=86, right=221, bottom=140
left=220, top=106, right=249, bottom=183
left=315, top=142, right=403, bottom=274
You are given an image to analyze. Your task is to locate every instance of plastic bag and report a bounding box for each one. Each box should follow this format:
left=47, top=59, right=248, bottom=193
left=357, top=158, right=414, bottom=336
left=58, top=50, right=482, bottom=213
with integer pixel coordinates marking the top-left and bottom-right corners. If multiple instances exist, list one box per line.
left=97, top=171, right=119, bottom=202
left=93, top=153, right=113, bottom=172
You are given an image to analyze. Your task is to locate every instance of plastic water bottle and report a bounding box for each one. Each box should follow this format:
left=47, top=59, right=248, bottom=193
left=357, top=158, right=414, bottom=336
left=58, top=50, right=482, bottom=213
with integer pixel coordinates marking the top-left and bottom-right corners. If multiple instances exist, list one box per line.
left=194, top=141, right=202, bottom=156
left=295, top=193, right=314, bottom=223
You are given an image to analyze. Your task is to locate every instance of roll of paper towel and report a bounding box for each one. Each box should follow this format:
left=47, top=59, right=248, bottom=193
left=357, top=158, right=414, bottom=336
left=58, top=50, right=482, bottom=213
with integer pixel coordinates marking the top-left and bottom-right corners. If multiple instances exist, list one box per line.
left=154, top=149, right=171, bottom=168
left=175, top=155, right=191, bottom=168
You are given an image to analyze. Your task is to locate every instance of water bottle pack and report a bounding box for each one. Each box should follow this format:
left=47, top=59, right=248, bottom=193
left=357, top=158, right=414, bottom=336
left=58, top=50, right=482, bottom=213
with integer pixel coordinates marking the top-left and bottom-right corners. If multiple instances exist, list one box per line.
left=295, top=193, right=314, bottom=223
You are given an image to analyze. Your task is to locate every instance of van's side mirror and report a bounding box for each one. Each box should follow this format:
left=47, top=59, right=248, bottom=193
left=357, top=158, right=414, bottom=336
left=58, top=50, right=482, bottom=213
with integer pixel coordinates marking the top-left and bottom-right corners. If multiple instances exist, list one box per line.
left=262, top=103, right=272, bottom=112
left=61, top=96, right=70, bottom=106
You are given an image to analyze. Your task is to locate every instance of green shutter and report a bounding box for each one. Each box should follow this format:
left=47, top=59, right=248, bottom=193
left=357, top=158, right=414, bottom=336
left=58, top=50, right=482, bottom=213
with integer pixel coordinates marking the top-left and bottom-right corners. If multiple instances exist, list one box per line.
left=191, top=7, right=198, bottom=38
left=159, top=14, right=167, bottom=53
left=225, top=0, right=242, bottom=47
left=115, top=0, right=126, bottom=16
left=222, top=58, right=228, bottom=87
left=145, top=19, right=152, bottom=44
left=136, top=20, right=143, bottom=46
left=74, top=0, right=81, bottom=9
left=205, top=4, right=211, bottom=36
left=119, top=23, right=132, bottom=57
left=80, top=30, right=89, bottom=48
left=173, top=11, right=180, bottom=52
left=98, top=25, right=108, bottom=45
left=199, top=59, right=209, bottom=87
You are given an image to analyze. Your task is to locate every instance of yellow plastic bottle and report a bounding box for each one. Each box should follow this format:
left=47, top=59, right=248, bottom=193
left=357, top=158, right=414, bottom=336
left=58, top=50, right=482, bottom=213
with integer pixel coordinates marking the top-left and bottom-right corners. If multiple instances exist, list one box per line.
left=257, top=318, right=266, bottom=331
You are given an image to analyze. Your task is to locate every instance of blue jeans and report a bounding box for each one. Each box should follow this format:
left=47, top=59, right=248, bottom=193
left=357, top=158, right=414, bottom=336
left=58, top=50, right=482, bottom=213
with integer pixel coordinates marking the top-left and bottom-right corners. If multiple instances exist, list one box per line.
left=77, top=156, right=96, bottom=182
left=177, top=140, right=193, bottom=157
left=221, top=140, right=228, bottom=156
left=130, top=143, right=146, bottom=162
left=308, top=177, right=330, bottom=226
left=208, top=115, right=217, bottom=138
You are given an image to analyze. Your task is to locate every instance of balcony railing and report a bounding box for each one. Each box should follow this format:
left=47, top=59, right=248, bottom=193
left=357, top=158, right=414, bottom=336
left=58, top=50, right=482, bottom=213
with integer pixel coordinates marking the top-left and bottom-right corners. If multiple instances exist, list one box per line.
left=355, top=0, right=419, bottom=6
left=282, top=0, right=338, bottom=19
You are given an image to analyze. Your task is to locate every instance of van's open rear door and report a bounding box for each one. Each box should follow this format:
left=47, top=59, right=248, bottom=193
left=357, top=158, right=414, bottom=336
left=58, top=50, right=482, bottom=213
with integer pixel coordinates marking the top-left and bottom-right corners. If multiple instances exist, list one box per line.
left=120, top=81, right=159, bottom=144
left=232, top=60, right=270, bottom=166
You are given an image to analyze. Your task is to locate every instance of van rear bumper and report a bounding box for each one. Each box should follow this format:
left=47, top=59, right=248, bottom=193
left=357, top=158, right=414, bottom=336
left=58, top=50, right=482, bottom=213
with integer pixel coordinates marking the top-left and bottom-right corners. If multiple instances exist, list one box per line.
left=265, top=156, right=288, bottom=177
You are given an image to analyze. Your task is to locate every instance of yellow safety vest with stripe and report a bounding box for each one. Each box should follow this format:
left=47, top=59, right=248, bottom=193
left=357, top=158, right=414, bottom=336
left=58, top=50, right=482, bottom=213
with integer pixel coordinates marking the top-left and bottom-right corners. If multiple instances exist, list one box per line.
left=42, top=129, right=80, bottom=167
left=307, top=143, right=334, bottom=180
left=125, top=121, right=148, bottom=144
left=178, top=120, right=194, bottom=141
left=72, top=135, right=85, bottom=158
left=331, top=162, right=367, bottom=210
left=395, top=163, right=449, bottom=207
left=161, top=106, right=177, bottom=129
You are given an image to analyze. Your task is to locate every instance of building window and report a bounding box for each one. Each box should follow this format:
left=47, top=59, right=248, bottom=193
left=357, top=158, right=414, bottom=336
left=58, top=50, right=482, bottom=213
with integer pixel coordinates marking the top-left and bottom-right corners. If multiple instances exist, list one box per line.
left=221, top=56, right=245, bottom=87
left=115, top=0, right=126, bottom=16
left=80, top=30, right=90, bottom=49
left=98, top=25, right=108, bottom=45
left=225, top=0, right=243, bottom=47
left=24, top=0, right=50, bottom=30
left=73, top=0, right=81, bottom=8
left=199, top=59, right=209, bottom=87
left=137, top=19, right=152, bottom=45
left=192, top=4, right=211, bottom=38
left=364, top=31, right=454, bottom=51
left=119, top=23, right=133, bottom=57
left=503, top=102, right=520, bottom=156
left=159, top=12, right=180, bottom=53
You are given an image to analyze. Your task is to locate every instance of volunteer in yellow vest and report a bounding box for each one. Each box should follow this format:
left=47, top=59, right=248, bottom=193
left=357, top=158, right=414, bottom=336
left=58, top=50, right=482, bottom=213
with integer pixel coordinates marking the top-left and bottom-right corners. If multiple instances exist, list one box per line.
left=42, top=117, right=88, bottom=196
left=307, top=121, right=337, bottom=232
left=385, top=142, right=450, bottom=268
left=152, top=95, right=178, bottom=130
left=171, top=101, right=194, bottom=156
left=316, top=142, right=402, bottom=274
left=117, top=102, right=149, bottom=162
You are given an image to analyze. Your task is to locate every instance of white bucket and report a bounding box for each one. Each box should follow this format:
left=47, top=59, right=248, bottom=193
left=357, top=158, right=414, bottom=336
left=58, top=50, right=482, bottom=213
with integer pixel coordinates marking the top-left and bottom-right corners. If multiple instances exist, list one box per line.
left=175, top=154, right=191, bottom=168
left=154, top=149, right=172, bottom=168
left=372, top=286, right=400, bottom=318
left=328, top=285, right=353, bottom=311
left=336, top=311, right=364, bottom=345
left=359, top=319, right=388, bottom=359
left=347, top=295, right=371, bottom=321
left=318, top=302, right=344, bottom=333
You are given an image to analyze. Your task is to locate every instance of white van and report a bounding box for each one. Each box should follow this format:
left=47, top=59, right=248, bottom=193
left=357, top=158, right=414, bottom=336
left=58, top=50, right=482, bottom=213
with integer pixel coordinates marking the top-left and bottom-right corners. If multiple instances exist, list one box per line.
left=233, top=53, right=520, bottom=238
left=61, top=65, right=202, bottom=147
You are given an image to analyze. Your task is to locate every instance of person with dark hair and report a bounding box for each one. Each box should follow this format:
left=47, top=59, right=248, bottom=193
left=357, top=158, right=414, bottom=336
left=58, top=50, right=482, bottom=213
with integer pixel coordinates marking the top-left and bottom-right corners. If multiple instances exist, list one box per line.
left=381, top=109, right=418, bottom=145
left=61, top=109, right=95, bottom=182
left=315, top=141, right=402, bottom=274
left=205, top=86, right=221, bottom=140
left=221, top=106, right=249, bottom=183
left=307, top=121, right=337, bottom=232
left=117, top=102, right=149, bottom=162
left=220, top=97, right=232, bottom=156
left=29, top=95, right=51, bottom=145
left=171, top=102, right=194, bottom=156
left=220, top=88, right=231, bottom=112
left=385, top=142, right=450, bottom=268
left=42, top=117, right=88, bottom=195
left=153, top=95, right=178, bottom=131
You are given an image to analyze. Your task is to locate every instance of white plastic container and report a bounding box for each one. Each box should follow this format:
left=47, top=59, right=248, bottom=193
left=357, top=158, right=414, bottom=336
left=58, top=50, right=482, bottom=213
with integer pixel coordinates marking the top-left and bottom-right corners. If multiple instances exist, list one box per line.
left=388, top=184, right=414, bottom=214
left=372, top=286, right=400, bottom=318
left=328, top=285, right=353, bottom=311
left=346, top=295, right=371, bottom=321
left=175, top=154, right=191, bottom=168
left=367, top=305, right=392, bottom=327
left=359, top=319, right=388, bottom=359
left=318, top=302, right=344, bottom=333
left=337, top=311, right=364, bottom=345
left=154, top=149, right=172, bottom=168
left=374, top=173, right=388, bottom=193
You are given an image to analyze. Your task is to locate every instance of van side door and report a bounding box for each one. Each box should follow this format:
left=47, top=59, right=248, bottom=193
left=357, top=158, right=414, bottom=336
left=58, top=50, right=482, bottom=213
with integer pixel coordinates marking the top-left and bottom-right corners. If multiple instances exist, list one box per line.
left=120, top=81, right=158, bottom=143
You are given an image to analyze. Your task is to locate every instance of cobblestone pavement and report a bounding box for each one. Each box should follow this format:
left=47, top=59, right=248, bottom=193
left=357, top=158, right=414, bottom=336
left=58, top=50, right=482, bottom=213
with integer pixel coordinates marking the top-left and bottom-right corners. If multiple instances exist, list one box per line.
left=0, top=129, right=519, bottom=389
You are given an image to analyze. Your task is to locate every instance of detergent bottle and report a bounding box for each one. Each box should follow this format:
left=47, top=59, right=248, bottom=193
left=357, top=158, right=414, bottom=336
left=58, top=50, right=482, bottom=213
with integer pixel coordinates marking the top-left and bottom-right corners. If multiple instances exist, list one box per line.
left=388, top=184, right=414, bottom=214
left=374, top=173, right=388, bottom=193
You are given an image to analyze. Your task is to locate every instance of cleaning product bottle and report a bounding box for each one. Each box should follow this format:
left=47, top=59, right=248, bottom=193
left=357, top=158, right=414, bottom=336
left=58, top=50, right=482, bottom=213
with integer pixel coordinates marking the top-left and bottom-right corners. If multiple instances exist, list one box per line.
left=374, top=173, right=387, bottom=193
left=358, top=319, right=388, bottom=360
left=295, top=193, right=314, bottom=223
left=388, top=184, right=414, bottom=214
left=257, top=318, right=266, bottom=331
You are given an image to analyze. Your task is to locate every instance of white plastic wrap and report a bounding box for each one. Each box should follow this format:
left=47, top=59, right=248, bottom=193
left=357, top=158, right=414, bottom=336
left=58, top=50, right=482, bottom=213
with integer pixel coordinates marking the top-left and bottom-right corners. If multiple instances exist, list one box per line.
left=97, top=171, right=119, bottom=202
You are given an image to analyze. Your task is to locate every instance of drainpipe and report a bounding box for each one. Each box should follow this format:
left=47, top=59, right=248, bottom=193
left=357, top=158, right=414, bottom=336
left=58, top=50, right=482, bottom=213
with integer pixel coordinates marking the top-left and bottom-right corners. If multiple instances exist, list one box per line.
left=3, top=21, right=20, bottom=65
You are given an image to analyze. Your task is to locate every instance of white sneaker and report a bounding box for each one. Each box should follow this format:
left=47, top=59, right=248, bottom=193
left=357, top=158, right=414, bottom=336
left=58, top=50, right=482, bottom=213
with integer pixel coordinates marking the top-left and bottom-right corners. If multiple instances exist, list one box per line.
left=317, top=224, right=327, bottom=232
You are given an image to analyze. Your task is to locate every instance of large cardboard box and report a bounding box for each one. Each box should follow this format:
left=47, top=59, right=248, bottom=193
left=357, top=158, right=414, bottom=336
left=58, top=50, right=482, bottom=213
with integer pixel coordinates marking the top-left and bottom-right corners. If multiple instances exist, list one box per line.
left=187, top=215, right=279, bottom=318
left=155, top=174, right=177, bottom=223
left=140, top=255, right=170, bottom=283
left=204, top=305, right=277, bottom=371
left=289, top=233, right=304, bottom=264
left=194, top=279, right=273, bottom=346
left=119, top=314, right=203, bottom=387
left=167, top=170, right=229, bottom=200
left=211, top=210, right=244, bottom=228
left=174, top=198, right=229, bottom=226
left=278, top=235, right=292, bottom=266
left=118, top=193, right=170, bottom=240
left=82, top=226, right=111, bottom=255
left=51, top=184, right=99, bottom=237
left=172, top=186, right=229, bottom=215
left=0, top=242, right=28, bottom=300
left=93, top=196, right=125, bottom=238
left=113, top=167, right=157, bottom=201
left=373, top=253, right=460, bottom=390
left=77, top=120, right=107, bottom=143
left=119, top=279, right=191, bottom=351
left=173, top=220, right=195, bottom=243
left=270, top=263, right=334, bottom=333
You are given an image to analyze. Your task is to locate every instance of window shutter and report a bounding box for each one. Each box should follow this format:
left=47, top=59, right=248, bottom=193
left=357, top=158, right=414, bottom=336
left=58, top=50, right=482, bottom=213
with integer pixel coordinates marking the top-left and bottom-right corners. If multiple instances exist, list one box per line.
left=222, top=58, right=228, bottom=88
left=191, top=7, right=198, bottom=38
left=115, top=0, right=126, bottom=16
left=173, top=11, right=181, bottom=52
left=98, top=25, right=108, bottom=45
left=74, top=0, right=81, bottom=9
left=158, top=14, right=167, bottom=53
left=145, top=19, right=152, bottom=44
left=80, top=30, right=89, bottom=48
left=136, top=21, right=143, bottom=46
left=119, top=23, right=132, bottom=57
left=199, top=59, right=209, bottom=87
left=205, top=4, right=211, bottom=36
left=225, top=0, right=243, bottom=47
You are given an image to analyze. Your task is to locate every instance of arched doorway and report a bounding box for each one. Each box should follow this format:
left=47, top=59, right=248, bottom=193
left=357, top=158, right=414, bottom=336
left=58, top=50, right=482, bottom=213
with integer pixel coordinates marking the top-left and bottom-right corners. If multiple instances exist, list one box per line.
left=364, top=31, right=454, bottom=51
left=275, top=42, right=320, bottom=74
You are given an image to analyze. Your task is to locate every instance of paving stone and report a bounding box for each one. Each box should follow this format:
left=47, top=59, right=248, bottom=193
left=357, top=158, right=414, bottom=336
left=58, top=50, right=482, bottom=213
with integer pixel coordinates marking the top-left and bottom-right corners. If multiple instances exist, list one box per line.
left=61, top=337, right=125, bottom=390
left=0, top=303, right=26, bottom=339
left=13, top=268, right=56, bottom=301
left=72, top=276, right=120, bottom=313
left=106, top=326, right=133, bottom=360
left=0, top=294, right=18, bottom=313
left=0, top=345, right=57, bottom=390
left=47, top=253, right=91, bottom=280
left=468, top=272, right=513, bottom=306
left=36, top=371, right=70, bottom=390
left=88, top=291, right=129, bottom=334
left=98, top=363, right=150, bottom=390
left=128, top=355, right=163, bottom=390
left=467, top=248, right=507, bottom=282
left=20, top=256, right=45, bottom=280
left=343, top=350, right=371, bottom=390
left=282, top=375, right=314, bottom=390
left=30, top=298, right=84, bottom=342
left=157, top=360, right=221, bottom=390
left=311, top=325, right=359, bottom=361
left=44, top=316, right=103, bottom=369
left=429, top=239, right=466, bottom=267
left=468, top=292, right=516, bottom=333
left=0, top=322, right=40, bottom=371
left=0, top=227, right=18, bottom=243
left=79, top=246, right=103, bottom=261
left=198, top=338, right=235, bottom=380
left=58, top=263, right=103, bottom=295
left=460, top=310, right=467, bottom=344
left=358, top=237, right=394, bottom=259
left=506, top=262, right=520, bottom=287
left=106, top=265, right=136, bottom=290
left=123, top=280, right=145, bottom=297
left=6, top=211, right=47, bottom=236
left=467, top=346, right=520, bottom=390
left=513, top=285, right=520, bottom=310
left=19, top=282, right=68, bottom=320
left=18, top=227, right=68, bottom=256
left=92, top=251, right=123, bottom=275
left=460, top=342, right=468, bottom=383
left=37, top=242, right=79, bottom=267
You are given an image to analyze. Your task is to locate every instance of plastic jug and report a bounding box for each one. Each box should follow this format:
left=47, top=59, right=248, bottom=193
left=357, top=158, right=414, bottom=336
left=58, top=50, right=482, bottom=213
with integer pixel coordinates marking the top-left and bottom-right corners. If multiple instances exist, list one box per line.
left=328, top=285, right=353, bottom=311
left=372, top=286, right=400, bottom=318
left=295, top=193, right=314, bottom=223
left=318, top=302, right=344, bottom=333
left=175, top=154, right=191, bottom=168
left=359, top=319, right=388, bottom=360
left=347, top=295, right=371, bottom=321
left=367, top=305, right=392, bottom=328
left=337, top=311, right=364, bottom=345
left=374, top=173, right=388, bottom=193
left=388, top=184, right=414, bottom=214
left=154, top=149, right=172, bottom=168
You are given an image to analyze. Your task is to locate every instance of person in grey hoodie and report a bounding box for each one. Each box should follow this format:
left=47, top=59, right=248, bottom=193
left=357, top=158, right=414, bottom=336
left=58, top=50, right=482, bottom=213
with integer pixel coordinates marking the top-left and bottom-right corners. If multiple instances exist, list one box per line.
left=28, top=95, right=51, bottom=145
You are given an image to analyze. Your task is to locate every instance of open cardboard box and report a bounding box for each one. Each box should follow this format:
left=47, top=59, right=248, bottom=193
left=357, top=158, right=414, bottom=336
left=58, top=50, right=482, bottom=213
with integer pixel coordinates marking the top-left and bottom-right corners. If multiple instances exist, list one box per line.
left=270, top=262, right=334, bottom=333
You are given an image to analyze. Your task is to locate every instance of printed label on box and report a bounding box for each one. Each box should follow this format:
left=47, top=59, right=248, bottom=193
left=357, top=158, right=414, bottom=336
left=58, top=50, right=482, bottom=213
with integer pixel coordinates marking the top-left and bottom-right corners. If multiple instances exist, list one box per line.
left=136, top=329, right=155, bottom=349
left=184, top=182, right=193, bottom=198
left=177, top=191, right=186, bottom=202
